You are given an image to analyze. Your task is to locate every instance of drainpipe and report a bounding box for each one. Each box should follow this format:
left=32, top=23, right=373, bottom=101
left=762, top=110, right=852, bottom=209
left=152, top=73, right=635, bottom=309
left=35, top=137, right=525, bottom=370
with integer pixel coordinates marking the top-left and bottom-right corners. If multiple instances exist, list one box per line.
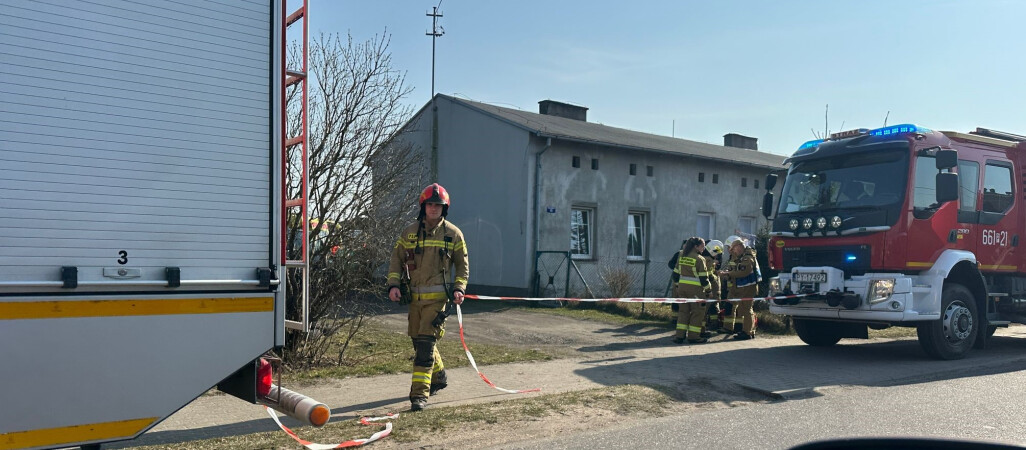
left=531, top=136, right=552, bottom=295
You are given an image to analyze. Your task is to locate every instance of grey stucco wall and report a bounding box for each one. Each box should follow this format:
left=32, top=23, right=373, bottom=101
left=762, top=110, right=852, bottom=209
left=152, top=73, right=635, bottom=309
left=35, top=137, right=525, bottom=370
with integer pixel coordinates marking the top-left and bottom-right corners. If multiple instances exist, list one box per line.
left=536, top=140, right=779, bottom=296
left=434, top=98, right=532, bottom=294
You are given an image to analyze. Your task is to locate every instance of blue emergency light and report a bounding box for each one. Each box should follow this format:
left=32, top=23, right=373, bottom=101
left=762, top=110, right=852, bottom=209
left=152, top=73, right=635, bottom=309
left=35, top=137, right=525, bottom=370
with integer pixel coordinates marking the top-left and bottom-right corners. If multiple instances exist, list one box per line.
left=798, top=139, right=825, bottom=150
left=845, top=254, right=858, bottom=262
left=868, top=124, right=930, bottom=136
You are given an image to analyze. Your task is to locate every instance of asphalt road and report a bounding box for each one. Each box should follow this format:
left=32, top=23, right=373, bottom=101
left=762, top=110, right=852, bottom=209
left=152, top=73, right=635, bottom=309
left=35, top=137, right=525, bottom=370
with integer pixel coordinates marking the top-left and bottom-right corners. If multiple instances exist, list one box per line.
left=501, top=359, right=1026, bottom=450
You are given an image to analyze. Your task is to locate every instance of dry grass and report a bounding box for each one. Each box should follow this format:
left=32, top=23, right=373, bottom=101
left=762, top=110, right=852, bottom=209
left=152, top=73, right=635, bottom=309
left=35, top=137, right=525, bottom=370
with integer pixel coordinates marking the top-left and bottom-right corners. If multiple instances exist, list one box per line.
left=288, top=325, right=551, bottom=380
left=132, top=385, right=678, bottom=449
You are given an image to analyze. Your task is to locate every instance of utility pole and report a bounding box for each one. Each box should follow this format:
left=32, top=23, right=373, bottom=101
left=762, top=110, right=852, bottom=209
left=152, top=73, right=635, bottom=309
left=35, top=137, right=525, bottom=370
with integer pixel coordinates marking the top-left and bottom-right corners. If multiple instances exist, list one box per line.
left=426, top=1, right=444, bottom=182
left=426, top=2, right=444, bottom=98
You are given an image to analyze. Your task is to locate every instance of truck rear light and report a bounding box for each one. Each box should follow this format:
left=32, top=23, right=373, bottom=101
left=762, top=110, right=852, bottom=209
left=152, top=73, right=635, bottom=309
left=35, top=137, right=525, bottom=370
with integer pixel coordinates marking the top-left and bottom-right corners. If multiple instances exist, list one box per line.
left=257, top=358, right=273, bottom=397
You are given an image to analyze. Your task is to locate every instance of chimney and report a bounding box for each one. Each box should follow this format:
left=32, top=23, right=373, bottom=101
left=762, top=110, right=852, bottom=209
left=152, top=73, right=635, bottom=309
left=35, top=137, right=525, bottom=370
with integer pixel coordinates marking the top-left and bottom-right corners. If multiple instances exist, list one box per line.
left=723, top=133, right=758, bottom=150
left=538, top=100, right=588, bottom=121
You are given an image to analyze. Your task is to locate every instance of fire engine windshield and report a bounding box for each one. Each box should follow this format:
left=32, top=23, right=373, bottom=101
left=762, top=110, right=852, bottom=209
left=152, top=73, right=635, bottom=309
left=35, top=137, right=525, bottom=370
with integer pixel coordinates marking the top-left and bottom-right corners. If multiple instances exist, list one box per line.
left=777, top=148, right=909, bottom=214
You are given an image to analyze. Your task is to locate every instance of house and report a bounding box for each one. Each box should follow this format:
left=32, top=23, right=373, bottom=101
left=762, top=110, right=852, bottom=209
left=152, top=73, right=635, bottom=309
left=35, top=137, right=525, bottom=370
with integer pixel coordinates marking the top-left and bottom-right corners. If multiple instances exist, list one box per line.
left=389, top=94, right=787, bottom=297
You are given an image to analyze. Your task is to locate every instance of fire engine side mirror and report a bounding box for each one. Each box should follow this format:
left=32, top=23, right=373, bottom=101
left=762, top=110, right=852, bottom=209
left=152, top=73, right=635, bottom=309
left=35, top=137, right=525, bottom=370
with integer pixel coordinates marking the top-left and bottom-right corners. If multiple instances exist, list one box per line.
left=936, top=172, right=959, bottom=204
left=762, top=192, right=775, bottom=218
left=765, top=173, right=778, bottom=191
left=935, top=149, right=957, bottom=170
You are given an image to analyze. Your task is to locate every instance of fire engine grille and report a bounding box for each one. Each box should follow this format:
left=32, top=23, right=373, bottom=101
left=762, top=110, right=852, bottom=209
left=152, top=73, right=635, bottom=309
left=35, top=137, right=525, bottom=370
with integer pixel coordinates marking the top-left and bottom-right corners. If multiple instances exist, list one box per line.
left=782, top=245, right=871, bottom=275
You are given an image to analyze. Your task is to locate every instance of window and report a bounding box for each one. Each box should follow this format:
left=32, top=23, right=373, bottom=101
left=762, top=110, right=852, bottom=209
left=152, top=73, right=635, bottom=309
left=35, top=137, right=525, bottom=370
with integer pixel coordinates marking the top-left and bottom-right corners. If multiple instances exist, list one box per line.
left=755, top=179, right=760, bottom=189
left=912, top=155, right=937, bottom=210
left=712, top=174, right=719, bottom=184
left=982, top=162, right=1013, bottom=213
left=570, top=208, right=593, bottom=258
left=572, top=156, right=580, bottom=168
left=698, top=172, right=705, bottom=182
left=742, top=177, right=748, bottom=187
left=629, top=163, right=637, bottom=176
left=696, top=213, right=714, bottom=241
left=738, top=217, right=755, bottom=235
left=591, top=158, right=599, bottom=170
left=627, top=212, right=646, bottom=260
left=958, top=161, right=979, bottom=212
left=647, top=166, right=653, bottom=177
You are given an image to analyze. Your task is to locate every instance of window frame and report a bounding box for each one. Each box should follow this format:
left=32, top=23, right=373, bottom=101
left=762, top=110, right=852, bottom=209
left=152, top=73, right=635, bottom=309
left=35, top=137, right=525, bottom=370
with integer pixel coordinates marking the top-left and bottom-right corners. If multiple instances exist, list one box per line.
left=696, top=212, right=714, bottom=241
left=570, top=207, right=594, bottom=259
left=980, top=160, right=1014, bottom=223
left=627, top=211, right=647, bottom=261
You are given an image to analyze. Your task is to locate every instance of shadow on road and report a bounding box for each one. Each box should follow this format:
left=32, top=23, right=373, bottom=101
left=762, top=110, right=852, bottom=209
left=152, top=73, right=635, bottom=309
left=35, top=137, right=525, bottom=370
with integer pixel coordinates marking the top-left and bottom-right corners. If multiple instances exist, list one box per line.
left=574, top=334, right=1026, bottom=400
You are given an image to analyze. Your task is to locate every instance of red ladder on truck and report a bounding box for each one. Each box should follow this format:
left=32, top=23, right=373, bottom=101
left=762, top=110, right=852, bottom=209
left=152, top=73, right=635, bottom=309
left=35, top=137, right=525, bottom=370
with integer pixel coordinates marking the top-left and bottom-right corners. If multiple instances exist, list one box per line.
left=283, top=0, right=310, bottom=332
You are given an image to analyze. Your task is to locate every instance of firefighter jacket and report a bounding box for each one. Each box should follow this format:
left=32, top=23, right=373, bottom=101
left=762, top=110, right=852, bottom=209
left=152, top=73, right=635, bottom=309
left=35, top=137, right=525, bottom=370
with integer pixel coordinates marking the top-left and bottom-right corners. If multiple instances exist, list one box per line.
left=726, top=248, right=759, bottom=288
left=387, top=218, right=469, bottom=294
left=703, top=253, right=721, bottom=300
left=676, top=249, right=710, bottom=297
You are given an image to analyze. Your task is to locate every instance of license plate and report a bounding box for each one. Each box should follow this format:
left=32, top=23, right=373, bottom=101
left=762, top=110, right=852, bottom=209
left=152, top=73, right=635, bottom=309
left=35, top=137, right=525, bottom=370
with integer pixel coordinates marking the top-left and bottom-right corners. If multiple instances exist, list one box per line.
left=793, top=272, right=827, bottom=283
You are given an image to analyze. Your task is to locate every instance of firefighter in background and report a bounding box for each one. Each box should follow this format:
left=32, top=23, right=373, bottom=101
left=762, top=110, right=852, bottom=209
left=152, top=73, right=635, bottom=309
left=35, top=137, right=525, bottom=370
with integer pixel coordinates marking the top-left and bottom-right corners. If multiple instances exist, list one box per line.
left=387, top=183, right=469, bottom=411
left=703, top=240, right=725, bottom=335
left=720, top=236, right=759, bottom=340
left=673, top=237, right=711, bottom=344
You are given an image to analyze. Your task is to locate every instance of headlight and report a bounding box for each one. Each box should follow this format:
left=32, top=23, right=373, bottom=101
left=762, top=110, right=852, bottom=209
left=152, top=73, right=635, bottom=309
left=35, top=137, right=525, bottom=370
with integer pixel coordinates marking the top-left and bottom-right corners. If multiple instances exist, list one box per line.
left=802, top=218, right=813, bottom=230
left=816, top=217, right=827, bottom=229
left=789, top=219, right=799, bottom=230
left=868, top=279, right=895, bottom=304
left=831, top=216, right=842, bottom=228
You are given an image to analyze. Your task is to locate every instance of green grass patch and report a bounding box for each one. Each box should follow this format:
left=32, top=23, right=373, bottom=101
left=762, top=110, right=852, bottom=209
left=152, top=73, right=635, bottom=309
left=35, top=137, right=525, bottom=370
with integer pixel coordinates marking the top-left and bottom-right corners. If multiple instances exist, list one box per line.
left=134, top=385, right=676, bottom=449
left=517, top=301, right=799, bottom=336
left=289, top=325, right=552, bottom=381
left=517, top=302, right=675, bottom=328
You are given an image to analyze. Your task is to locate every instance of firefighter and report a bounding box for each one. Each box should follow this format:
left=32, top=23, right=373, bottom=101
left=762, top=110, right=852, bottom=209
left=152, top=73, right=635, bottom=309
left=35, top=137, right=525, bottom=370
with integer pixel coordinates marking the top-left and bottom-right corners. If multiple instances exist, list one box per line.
left=702, top=240, right=724, bottom=336
left=720, top=237, right=759, bottom=340
left=387, top=183, right=469, bottom=411
left=673, top=237, right=711, bottom=344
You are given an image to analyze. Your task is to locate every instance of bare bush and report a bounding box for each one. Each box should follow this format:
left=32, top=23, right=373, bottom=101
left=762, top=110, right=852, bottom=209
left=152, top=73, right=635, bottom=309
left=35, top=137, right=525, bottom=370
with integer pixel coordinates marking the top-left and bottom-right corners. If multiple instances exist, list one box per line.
left=282, top=32, right=422, bottom=368
left=598, top=264, right=637, bottom=298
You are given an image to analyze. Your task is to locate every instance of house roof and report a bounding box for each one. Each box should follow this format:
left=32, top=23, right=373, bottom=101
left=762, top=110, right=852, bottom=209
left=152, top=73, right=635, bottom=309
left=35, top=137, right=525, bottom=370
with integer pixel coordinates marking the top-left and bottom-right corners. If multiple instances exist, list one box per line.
left=439, top=94, right=788, bottom=170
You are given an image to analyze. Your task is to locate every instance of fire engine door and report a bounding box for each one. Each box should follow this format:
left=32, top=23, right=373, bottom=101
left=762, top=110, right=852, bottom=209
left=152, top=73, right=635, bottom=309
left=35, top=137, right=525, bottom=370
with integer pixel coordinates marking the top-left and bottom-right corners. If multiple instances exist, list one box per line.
left=976, top=160, right=1018, bottom=272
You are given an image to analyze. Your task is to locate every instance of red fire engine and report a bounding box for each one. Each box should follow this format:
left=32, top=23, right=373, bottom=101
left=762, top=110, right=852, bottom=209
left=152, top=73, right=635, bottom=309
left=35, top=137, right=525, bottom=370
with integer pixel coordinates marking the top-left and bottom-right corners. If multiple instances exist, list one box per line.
left=763, top=124, right=1026, bottom=359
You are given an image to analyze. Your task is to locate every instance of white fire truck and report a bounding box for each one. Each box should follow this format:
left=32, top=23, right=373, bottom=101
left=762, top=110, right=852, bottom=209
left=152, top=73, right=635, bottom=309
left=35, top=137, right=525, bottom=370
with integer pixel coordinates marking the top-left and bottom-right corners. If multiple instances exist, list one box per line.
left=0, top=1, right=321, bottom=448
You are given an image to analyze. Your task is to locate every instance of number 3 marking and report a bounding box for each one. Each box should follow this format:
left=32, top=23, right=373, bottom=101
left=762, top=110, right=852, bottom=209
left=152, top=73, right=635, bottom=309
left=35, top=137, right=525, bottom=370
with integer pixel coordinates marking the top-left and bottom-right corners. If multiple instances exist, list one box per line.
left=118, top=250, right=128, bottom=265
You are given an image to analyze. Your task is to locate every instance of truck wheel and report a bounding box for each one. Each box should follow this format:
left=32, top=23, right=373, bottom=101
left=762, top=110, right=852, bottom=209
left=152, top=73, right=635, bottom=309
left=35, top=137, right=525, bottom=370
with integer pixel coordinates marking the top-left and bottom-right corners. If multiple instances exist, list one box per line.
left=794, top=318, right=843, bottom=347
left=917, top=283, right=977, bottom=360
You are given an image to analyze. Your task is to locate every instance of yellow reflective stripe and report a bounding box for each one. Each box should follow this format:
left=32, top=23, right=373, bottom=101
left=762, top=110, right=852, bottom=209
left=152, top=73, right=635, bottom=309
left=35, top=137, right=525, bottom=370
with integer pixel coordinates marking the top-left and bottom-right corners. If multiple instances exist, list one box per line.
left=454, top=277, right=468, bottom=285
left=0, top=296, right=273, bottom=320
left=414, top=292, right=448, bottom=301
left=412, top=372, right=432, bottom=384
left=396, top=239, right=414, bottom=249
left=679, top=279, right=701, bottom=286
left=0, top=417, right=158, bottom=450
left=433, top=362, right=445, bottom=372
left=454, top=241, right=466, bottom=252
left=388, top=272, right=399, bottom=280
left=688, top=325, right=703, bottom=332
left=676, top=323, right=688, bottom=330
left=696, top=271, right=710, bottom=276
left=709, top=315, right=718, bottom=320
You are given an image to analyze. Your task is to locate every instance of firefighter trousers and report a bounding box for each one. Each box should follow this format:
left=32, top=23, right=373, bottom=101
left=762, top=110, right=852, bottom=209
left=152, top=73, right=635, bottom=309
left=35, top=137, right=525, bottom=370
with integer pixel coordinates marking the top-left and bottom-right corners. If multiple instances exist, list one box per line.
left=407, top=292, right=448, bottom=400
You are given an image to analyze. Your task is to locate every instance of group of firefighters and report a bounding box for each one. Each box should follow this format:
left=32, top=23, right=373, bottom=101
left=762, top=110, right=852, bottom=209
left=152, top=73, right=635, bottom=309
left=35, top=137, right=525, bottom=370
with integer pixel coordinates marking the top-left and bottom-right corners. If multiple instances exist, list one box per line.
left=669, top=235, right=761, bottom=344
left=386, top=183, right=762, bottom=411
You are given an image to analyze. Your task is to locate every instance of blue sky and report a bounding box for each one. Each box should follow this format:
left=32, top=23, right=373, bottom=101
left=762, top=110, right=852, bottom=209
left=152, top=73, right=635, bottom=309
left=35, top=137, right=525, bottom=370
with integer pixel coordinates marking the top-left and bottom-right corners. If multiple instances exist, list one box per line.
left=303, top=0, right=1026, bottom=156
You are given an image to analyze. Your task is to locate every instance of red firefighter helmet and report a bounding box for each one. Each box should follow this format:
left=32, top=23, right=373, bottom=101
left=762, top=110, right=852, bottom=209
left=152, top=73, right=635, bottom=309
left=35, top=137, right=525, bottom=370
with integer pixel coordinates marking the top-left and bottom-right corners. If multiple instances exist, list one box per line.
left=418, top=183, right=450, bottom=218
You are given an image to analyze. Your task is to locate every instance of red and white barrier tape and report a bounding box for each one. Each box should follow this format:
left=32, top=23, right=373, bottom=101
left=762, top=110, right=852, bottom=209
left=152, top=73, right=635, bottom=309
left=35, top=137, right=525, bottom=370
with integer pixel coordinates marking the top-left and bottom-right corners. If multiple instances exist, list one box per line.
left=265, top=406, right=397, bottom=449
left=456, top=304, right=542, bottom=394
left=464, top=293, right=808, bottom=304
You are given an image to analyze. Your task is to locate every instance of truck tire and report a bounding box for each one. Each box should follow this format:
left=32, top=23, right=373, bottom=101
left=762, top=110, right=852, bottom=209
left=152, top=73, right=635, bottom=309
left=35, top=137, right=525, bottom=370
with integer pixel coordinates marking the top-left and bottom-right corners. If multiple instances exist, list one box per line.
left=794, top=318, right=843, bottom=347
left=917, top=283, right=977, bottom=360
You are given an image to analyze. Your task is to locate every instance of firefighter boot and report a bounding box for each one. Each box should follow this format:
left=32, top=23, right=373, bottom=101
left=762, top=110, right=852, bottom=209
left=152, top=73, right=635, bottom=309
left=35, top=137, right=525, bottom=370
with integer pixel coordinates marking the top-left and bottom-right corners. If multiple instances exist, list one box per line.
left=429, top=346, right=447, bottom=396
left=410, top=397, right=428, bottom=411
